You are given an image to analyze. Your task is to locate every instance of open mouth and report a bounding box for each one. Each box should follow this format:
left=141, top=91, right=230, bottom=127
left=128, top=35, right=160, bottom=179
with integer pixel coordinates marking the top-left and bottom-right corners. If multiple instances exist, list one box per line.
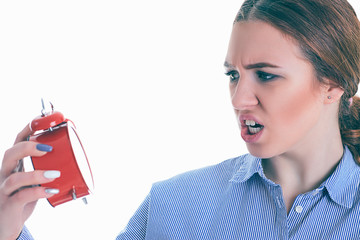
left=244, top=120, right=264, bottom=135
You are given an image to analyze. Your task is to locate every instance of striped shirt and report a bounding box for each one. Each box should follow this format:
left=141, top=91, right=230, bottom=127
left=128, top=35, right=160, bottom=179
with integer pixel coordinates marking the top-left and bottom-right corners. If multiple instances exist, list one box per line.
left=19, top=146, right=360, bottom=239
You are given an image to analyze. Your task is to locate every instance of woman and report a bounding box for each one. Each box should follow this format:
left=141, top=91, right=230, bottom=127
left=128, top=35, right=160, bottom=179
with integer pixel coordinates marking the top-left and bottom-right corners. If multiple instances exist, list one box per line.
left=2, top=0, right=360, bottom=239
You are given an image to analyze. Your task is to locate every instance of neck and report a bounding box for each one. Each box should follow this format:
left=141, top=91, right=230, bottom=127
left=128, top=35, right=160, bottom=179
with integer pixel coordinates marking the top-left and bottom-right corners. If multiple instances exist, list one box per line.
left=262, top=120, right=344, bottom=213
left=263, top=143, right=344, bottom=190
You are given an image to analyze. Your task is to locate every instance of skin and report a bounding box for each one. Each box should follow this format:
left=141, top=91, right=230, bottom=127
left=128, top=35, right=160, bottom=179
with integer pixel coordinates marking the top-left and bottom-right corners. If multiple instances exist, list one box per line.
left=0, top=125, right=58, bottom=240
left=225, top=21, right=345, bottom=213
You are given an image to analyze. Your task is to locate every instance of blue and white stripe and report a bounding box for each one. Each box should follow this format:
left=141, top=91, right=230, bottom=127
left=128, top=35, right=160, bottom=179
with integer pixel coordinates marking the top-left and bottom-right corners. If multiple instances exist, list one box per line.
left=17, top=226, right=33, bottom=240
left=19, top=146, right=360, bottom=239
left=116, top=146, right=360, bottom=239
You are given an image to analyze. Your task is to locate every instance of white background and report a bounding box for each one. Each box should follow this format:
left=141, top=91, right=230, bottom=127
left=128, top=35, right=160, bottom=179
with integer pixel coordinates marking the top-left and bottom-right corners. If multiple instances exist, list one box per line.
left=0, top=1, right=358, bottom=239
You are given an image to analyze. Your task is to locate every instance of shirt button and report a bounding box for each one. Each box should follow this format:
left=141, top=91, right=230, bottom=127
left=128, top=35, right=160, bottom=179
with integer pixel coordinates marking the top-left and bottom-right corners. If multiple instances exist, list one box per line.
left=295, top=205, right=303, bottom=213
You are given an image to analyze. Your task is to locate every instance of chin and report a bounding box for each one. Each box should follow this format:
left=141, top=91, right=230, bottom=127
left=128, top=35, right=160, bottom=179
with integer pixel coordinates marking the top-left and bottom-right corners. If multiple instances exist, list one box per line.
left=246, top=144, right=277, bottom=159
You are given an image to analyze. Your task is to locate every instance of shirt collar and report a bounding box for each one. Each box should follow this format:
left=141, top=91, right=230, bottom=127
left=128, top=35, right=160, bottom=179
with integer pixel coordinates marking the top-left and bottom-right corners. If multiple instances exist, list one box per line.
left=321, top=146, right=360, bottom=208
left=229, top=154, right=265, bottom=184
left=230, top=146, right=360, bottom=208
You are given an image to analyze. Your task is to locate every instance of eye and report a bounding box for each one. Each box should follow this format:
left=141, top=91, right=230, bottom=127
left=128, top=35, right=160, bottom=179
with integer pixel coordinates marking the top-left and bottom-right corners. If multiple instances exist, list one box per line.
left=256, top=71, right=278, bottom=82
left=225, top=70, right=240, bottom=83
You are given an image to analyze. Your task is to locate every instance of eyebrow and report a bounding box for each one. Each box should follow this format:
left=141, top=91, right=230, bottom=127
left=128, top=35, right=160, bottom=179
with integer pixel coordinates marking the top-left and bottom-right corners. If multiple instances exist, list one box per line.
left=224, top=61, right=280, bottom=69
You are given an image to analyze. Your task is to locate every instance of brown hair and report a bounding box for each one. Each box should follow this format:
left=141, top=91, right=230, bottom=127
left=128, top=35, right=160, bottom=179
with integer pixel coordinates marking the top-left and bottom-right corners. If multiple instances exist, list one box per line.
left=235, top=0, right=360, bottom=162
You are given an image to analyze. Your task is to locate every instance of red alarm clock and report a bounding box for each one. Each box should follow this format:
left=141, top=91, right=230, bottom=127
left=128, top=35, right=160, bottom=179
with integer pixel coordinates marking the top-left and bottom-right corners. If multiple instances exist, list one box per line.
left=28, top=101, right=94, bottom=207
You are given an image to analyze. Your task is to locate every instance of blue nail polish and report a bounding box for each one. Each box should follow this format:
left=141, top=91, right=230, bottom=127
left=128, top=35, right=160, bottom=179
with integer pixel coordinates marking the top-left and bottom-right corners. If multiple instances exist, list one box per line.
left=36, top=144, right=53, bottom=152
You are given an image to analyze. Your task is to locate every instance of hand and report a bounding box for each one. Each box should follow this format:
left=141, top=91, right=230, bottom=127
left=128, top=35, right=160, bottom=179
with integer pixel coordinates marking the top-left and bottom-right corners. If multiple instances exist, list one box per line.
left=0, top=124, right=60, bottom=240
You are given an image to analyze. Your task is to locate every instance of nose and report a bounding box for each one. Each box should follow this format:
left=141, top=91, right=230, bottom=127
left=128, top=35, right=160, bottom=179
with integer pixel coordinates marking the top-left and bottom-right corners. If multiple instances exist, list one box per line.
left=231, top=79, right=259, bottom=110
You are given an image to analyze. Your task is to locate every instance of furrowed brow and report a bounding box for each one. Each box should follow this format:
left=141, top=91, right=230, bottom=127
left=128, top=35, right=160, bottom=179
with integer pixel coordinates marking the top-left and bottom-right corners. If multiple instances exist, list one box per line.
left=244, top=62, right=280, bottom=69
left=224, top=61, right=280, bottom=70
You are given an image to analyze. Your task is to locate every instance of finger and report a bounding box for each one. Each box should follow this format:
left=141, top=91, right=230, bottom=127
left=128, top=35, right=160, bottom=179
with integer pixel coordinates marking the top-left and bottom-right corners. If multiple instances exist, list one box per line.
left=10, top=186, right=59, bottom=208
left=1, top=142, right=52, bottom=177
left=2, top=170, right=61, bottom=196
left=14, top=124, right=34, bottom=145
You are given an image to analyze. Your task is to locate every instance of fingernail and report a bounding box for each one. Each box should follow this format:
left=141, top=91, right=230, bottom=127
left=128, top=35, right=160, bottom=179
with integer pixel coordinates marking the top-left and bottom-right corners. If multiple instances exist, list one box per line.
left=43, top=170, right=61, bottom=179
left=45, top=188, right=59, bottom=194
left=36, top=144, right=53, bottom=152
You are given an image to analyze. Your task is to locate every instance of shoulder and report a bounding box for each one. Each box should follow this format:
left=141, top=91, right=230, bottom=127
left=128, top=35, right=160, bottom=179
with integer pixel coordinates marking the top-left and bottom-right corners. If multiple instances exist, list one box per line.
left=150, top=154, right=252, bottom=196
left=145, top=154, right=256, bottom=232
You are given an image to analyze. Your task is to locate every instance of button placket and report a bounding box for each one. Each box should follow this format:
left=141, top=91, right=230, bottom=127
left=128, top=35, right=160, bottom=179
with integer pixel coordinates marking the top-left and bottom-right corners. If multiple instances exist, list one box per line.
left=287, top=195, right=307, bottom=236
left=270, top=186, right=287, bottom=238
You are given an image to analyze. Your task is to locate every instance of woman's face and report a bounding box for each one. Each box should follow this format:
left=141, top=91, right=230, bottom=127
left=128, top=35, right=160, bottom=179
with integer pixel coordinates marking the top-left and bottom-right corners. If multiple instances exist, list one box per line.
left=225, top=21, right=328, bottom=158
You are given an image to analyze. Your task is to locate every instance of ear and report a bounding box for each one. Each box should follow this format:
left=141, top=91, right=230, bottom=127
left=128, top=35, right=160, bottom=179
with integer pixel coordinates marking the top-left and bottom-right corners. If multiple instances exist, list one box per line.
left=322, top=79, right=344, bottom=104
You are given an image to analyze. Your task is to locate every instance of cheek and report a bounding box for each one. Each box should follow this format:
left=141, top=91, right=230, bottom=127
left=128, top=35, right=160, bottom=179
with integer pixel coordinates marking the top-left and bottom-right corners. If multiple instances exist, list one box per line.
left=264, top=85, right=322, bottom=134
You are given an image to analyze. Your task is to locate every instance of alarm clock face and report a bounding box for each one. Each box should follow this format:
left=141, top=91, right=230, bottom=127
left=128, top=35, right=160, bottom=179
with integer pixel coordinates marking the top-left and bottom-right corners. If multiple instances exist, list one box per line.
left=68, top=124, right=94, bottom=192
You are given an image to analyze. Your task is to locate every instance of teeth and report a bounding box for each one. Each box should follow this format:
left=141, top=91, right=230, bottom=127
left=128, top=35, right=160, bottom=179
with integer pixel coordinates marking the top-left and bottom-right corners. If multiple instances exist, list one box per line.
left=244, top=119, right=263, bottom=135
left=248, top=126, right=262, bottom=134
left=245, top=120, right=256, bottom=126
